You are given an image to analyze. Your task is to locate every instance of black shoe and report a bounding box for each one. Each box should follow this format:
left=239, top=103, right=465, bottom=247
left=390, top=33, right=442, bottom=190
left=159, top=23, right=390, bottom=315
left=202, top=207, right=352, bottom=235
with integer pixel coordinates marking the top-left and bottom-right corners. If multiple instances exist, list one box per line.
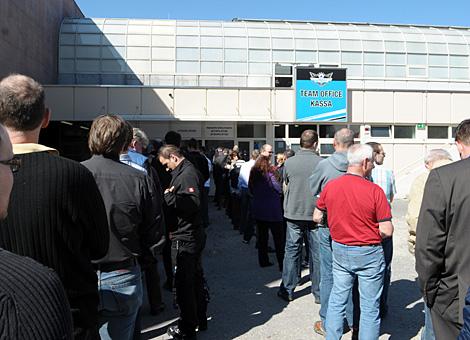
left=277, top=289, right=293, bottom=302
left=167, top=325, right=197, bottom=340
left=150, top=302, right=165, bottom=315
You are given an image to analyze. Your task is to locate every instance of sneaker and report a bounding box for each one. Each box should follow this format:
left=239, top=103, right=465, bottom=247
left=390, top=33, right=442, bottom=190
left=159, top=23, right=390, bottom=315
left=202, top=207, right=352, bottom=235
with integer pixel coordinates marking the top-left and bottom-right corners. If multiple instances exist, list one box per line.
left=277, top=289, right=293, bottom=302
left=313, top=320, right=326, bottom=337
left=167, top=325, right=197, bottom=340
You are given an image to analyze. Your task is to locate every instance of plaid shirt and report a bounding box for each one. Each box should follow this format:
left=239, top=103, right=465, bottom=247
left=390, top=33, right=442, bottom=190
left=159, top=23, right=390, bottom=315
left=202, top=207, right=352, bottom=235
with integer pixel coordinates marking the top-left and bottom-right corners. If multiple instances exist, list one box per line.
left=371, top=165, right=396, bottom=202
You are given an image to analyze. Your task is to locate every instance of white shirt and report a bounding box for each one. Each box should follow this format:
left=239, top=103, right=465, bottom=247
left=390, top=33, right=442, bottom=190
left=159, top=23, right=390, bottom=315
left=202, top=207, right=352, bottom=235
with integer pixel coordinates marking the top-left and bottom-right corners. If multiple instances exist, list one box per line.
left=238, top=159, right=256, bottom=189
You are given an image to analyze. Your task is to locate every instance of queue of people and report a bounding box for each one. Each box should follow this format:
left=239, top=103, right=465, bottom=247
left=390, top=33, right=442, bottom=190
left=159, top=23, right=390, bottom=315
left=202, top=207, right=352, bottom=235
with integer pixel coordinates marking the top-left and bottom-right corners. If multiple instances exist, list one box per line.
left=1, top=73, right=470, bottom=340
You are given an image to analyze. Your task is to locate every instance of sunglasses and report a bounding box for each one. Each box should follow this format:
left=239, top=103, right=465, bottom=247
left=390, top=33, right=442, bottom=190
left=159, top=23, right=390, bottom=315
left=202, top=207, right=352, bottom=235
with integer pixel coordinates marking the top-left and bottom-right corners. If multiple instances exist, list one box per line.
left=0, top=157, right=21, bottom=173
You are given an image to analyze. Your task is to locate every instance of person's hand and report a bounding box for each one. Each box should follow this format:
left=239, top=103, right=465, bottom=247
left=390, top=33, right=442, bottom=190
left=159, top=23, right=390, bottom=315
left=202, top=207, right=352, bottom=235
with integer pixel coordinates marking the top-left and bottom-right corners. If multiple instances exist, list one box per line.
left=164, top=186, right=175, bottom=194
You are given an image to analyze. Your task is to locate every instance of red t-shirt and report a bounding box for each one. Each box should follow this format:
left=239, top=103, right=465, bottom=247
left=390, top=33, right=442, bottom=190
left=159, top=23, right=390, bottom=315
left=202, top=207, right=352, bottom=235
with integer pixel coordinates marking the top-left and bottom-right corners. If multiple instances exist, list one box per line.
left=316, top=173, right=392, bottom=246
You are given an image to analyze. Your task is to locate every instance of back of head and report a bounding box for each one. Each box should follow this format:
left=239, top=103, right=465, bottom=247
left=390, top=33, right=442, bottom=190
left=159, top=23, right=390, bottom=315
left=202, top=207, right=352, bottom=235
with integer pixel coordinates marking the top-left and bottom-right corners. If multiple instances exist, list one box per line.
left=0, top=74, right=46, bottom=131
left=425, top=149, right=453, bottom=166
left=455, top=119, right=470, bottom=146
left=347, top=144, right=373, bottom=166
left=132, top=128, right=149, bottom=149
left=284, top=149, right=295, bottom=159
left=251, top=149, right=260, bottom=160
left=187, top=138, right=198, bottom=150
left=300, top=129, right=318, bottom=149
left=158, top=144, right=183, bottom=159
left=334, top=128, right=355, bottom=148
left=88, top=114, right=132, bottom=158
left=164, top=130, right=182, bottom=147
left=366, top=141, right=381, bottom=154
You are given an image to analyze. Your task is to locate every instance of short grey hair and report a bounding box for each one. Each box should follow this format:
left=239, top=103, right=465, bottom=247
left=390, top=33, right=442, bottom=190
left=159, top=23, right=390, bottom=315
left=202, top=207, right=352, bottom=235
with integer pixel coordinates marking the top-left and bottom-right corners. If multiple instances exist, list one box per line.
left=132, top=128, right=149, bottom=148
left=334, top=128, right=355, bottom=147
left=424, top=149, right=452, bottom=165
left=347, top=144, right=373, bottom=166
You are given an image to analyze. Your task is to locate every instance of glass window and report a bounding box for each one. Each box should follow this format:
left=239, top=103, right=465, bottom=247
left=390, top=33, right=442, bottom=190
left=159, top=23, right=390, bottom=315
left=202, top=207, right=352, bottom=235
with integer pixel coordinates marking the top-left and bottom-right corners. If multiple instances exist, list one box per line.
left=201, top=61, right=223, bottom=74
left=288, top=124, right=317, bottom=138
left=102, top=46, right=126, bottom=59
left=342, top=52, right=362, bottom=64
left=384, top=41, right=405, bottom=52
left=225, top=49, right=247, bottom=62
left=320, top=144, right=335, bottom=154
left=176, top=61, right=199, bottom=74
left=429, top=54, right=448, bottom=66
left=152, top=60, right=175, bottom=74
left=237, top=124, right=266, bottom=138
left=362, top=40, right=384, bottom=51
left=151, top=47, right=174, bottom=60
left=153, top=35, right=175, bottom=46
left=176, top=36, right=198, bottom=47
left=275, top=64, right=292, bottom=75
left=275, top=77, right=292, bottom=87
left=201, top=36, right=223, bottom=48
left=319, top=51, right=339, bottom=63
left=295, top=39, right=316, bottom=50
left=224, top=62, right=247, bottom=74
left=249, top=63, right=271, bottom=74
left=408, top=66, right=427, bottom=77
left=128, top=35, right=151, bottom=46
left=428, top=126, right=448, bottom=139
left=450, top=55, right=469, bottom=67
left=428, top=43, right=447, bottom=54
left=127, top=47, right=150, bottom=59
left=249, top=37, right=270, bottom=49
left=452, top=126, right=457, bottom=138
left=344, top=64, right=362, bottom=76
left=274, top=124, right=286, bottom=138
left=364, top=52, right=384, bottom=64
left=77, top=34, right=101, bottom=45
left=408, top=54, right=427, bottom=65
left=59, top=60, right=75, bottom=73
left=272, top=50, right=294, bottom=62
left=320, top=125, right=346, bottom=138
left=176, top=47, right=199, bottom=60
left=201, top=48, right=223, bottom=61
left=76, top=46, right=99, bottom=59
left=225, top=37, right=247, bottom=48
left=448, top=43, right=468, bottom=55
left=386, top=65, right=406, bottom=77
left=272, top=38, right=293, bottom=49
left=60, top=46, right=75, bottom=58
left=61, top=24, right=77, bottom=33
left=450, top=68, right=469, bottom=79
left=429, top=67, right=448, bottom=79
left=274, top=141, right=287, bottom=154
left=340, top=40, right=362, bottom=51
left=370, top=126, right=391, bottom=138
left=76, top=59, right=100, bottom=72
left=127, top=60, right=150, bottom=73
left=386, top=53, right=406, bottom=65
left=394, top=125, right=415, bottom=138
left=103, top=25, right=127, bottom=34
left=102, top=59, right=128, bottom=73
left=406, top=42, right=426, bottom=53
left=296, top=50, right=317, bottom=63
left=249, top=49, right=270, bottom=62
left=318, top=39, right=340, bottom=50
left=364, top=65, right=384, bottom=77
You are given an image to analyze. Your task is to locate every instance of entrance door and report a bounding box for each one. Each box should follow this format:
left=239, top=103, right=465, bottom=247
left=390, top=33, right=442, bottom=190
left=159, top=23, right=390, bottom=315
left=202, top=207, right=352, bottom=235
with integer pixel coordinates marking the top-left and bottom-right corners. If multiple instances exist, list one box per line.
left=204, top=140, right=234, bottom=154
left=237, top=141, right=250, bottom=161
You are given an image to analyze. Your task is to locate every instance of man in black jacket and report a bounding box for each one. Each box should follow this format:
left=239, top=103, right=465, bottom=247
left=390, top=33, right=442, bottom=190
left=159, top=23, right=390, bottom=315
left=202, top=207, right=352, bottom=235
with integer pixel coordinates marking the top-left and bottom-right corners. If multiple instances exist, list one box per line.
left=0, top=74, right=109, bottom=340
left=416, top=119, right=470, bottom=339
left=82, top=115, right=164, bottom=340
left=159, top=145, right=207, bottom=340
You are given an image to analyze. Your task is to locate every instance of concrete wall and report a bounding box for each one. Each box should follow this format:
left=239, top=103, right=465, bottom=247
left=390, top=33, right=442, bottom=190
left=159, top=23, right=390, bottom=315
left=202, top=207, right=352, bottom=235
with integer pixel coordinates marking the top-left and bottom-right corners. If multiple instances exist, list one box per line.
left=0, top=0, right=83, bottom=84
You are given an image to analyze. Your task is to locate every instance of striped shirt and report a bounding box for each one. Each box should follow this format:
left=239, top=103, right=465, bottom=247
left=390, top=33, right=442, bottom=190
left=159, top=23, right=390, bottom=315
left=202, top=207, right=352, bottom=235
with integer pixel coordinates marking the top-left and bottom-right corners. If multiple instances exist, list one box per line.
left=371, top=165, right=396, bottom=202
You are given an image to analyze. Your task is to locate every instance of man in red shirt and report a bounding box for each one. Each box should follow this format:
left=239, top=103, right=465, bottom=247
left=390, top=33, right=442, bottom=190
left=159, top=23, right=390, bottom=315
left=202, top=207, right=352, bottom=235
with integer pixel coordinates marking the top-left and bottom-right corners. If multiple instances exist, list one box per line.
left=313, top=143, right=394, bottom=340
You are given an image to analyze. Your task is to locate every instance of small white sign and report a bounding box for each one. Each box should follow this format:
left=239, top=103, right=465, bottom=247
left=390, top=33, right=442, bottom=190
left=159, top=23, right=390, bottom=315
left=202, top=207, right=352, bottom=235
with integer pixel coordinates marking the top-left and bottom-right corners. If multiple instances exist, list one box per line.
left=205, top=125, right=234, bottom=138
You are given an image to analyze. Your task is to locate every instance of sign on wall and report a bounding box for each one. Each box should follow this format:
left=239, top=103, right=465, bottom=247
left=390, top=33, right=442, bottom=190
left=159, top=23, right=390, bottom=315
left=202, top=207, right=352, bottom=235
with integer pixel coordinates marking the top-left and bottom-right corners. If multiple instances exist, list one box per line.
left=295, top=67, right=347, bottom=122
left=205, top=125, right=234, bottom=138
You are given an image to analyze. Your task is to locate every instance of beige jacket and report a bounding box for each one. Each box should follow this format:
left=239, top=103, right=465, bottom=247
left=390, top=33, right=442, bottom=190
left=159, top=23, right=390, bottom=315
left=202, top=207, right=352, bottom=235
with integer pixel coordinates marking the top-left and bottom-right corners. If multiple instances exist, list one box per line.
left=406, top=159, right=452, bottom=254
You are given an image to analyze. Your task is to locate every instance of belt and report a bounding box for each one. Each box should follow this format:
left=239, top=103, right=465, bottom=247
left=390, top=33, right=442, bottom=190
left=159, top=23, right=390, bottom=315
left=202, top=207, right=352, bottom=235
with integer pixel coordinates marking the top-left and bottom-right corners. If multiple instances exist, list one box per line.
left=96, top=257, right=138, bottom=272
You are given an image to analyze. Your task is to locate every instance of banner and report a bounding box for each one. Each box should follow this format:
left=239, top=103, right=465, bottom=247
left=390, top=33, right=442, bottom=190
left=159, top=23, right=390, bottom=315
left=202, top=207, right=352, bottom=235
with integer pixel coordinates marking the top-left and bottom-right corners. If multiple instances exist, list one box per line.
left=295, top=67, right=347, bottom=122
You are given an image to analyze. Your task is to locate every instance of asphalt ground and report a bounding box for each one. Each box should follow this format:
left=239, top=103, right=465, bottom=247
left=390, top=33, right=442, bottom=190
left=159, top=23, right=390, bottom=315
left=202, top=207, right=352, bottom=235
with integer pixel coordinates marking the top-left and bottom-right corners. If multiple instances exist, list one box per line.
left=141, top=198, right=423, bottom=340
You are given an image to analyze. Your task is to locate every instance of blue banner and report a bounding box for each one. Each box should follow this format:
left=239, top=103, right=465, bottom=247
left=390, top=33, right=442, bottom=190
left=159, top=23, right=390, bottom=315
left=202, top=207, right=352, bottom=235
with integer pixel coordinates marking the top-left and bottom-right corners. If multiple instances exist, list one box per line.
left=295, top=68, right=347, bottom=122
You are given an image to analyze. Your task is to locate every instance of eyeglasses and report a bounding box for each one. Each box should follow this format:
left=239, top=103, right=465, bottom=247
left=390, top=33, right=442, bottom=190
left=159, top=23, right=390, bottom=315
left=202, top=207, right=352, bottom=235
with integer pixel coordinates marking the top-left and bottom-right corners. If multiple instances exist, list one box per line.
left=0, top=157, right=21, bottom=173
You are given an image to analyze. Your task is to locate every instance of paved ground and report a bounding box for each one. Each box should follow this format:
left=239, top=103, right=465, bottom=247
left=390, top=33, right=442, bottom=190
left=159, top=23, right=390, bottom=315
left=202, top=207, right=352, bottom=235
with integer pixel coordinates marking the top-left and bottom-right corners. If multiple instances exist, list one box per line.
left=140, top=199, right=424, bottom=340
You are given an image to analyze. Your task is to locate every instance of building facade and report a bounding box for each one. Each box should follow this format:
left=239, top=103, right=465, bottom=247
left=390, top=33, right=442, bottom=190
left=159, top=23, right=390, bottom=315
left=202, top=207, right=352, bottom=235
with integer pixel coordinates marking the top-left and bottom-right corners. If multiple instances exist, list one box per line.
left=43, top=18, right=470, bottom=195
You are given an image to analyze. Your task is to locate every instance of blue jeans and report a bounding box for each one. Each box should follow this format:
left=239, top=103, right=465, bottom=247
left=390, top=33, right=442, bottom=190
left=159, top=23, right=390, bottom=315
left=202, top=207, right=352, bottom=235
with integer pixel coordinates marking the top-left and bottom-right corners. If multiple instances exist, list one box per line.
left=281, top=220, right=320, bottom=299
left=326, top=241, right=385, bottom=340
left=98, top=265, right=143, bottom=340
left=422, top=305, right=435, bottom=340
left=318, top=227, right=353, bottom=326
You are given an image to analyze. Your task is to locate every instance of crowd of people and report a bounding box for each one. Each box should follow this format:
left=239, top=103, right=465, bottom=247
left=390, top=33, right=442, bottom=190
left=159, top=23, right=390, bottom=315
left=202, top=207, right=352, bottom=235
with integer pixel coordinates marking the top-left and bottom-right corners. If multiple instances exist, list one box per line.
left=0, top=72, right=470, bottom=340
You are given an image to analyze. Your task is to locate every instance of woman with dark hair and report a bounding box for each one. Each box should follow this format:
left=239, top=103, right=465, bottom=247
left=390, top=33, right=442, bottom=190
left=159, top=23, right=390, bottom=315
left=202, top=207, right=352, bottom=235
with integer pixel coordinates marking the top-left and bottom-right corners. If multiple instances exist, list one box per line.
left=249, top=156, right=285, bottom=270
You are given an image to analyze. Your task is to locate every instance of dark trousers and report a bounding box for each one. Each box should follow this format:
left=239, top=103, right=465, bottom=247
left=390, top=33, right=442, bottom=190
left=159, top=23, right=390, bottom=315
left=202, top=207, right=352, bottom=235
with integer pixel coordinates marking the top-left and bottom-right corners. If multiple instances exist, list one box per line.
left=230, top=193, right=241, bottom=228
left=143, top=260, right=163, bottom=309
left=256, top=220, right=285, bottom=271
left=430, top=306, right=460, bottom=340
left=201, top=187, right=210, bottom=228
left=171, top=244, right=207, bottom=336
left=163, top=239, right=173, bottom=286
left=380, top=237, right=393, bottom=314
left=240, top=188, right=255, bottom=241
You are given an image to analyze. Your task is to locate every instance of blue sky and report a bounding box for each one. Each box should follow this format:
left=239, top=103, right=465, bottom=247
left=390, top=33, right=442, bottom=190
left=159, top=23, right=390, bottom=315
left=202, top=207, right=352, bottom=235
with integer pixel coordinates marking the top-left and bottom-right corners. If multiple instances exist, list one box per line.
left=75, top=0, right=470, bottom=27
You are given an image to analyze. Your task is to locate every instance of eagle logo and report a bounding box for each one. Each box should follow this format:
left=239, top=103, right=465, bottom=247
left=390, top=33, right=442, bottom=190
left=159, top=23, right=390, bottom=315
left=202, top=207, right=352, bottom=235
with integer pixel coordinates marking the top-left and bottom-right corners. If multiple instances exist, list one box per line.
left=309, top=72, right=333, bottom=86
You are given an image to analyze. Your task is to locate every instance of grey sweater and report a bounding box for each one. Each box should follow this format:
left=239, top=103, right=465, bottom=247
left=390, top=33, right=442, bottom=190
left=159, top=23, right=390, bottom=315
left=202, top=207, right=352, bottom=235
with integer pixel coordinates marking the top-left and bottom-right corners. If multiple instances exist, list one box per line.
left=309, top=151, right=348, bottom=197
left=283, top=149, right=322, bottom=220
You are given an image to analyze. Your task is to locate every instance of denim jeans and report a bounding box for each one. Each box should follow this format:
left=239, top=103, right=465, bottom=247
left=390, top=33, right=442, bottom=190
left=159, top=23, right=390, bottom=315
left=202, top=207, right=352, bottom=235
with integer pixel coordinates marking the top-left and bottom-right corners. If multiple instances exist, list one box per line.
left=281, top=220, right=320, bottom=299
left=97, top=265, right=143, bottom=340
left=421, top=305, right=435, bottom=340
left=326, top=241, right=385, bottom=340
left=318, top=227, right=354, bottom=326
